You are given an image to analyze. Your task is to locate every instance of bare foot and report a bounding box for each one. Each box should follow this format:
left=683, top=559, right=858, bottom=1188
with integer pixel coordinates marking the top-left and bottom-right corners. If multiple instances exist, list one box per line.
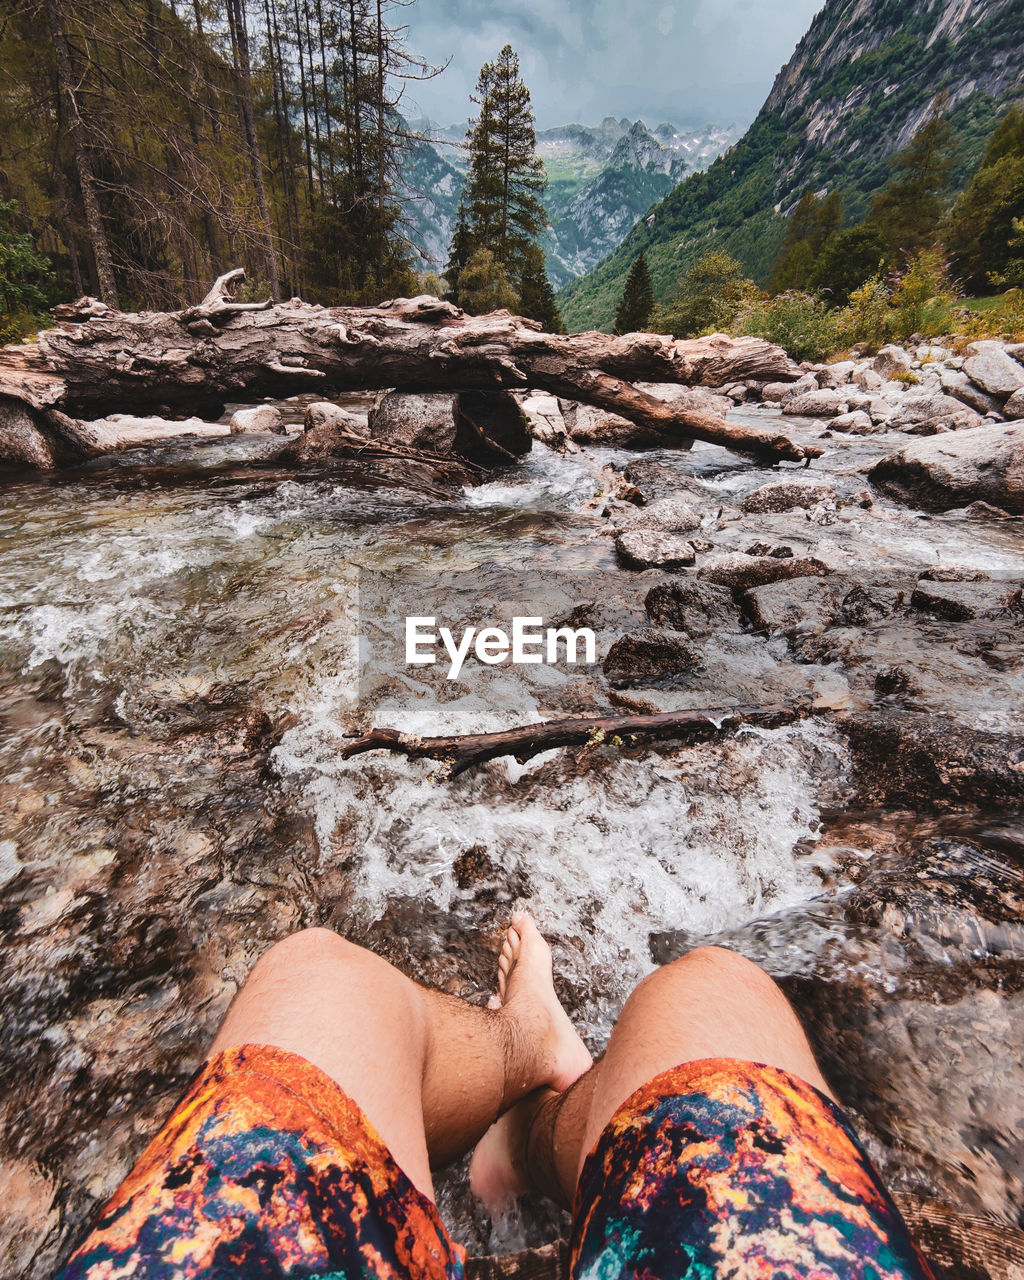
left=496, top=911, right=593, bottom=1095
left=469, top=1088, right=552, bottom=1211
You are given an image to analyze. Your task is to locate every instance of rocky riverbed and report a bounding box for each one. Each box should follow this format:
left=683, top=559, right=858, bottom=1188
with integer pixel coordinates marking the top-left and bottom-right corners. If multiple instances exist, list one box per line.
left=0, top=343, right=1022, bottom=1274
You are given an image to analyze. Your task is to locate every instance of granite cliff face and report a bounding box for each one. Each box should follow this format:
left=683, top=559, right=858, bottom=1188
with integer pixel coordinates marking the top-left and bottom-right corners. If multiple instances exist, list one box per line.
left=561, top=0, right=1024, bottom=330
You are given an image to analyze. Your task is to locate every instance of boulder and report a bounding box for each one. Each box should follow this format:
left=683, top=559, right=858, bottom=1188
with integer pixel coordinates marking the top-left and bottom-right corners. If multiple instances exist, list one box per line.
left=853, top=367, right=885, bottom=392
left=696, top=553, right=832, bottom=591
left=368, top=391, right=457, bottom=452
left=816, top=360, right=856, bottom=389
left=614, top=528, right=696, bottom=569
left=910, top=579, right=1023, bottom=622
left=872, top=345, right=912, bottom=378
left=1003, top=387, right=1024, bottom=420
left=303, top=401, right=369, bottom=436
left=937, top=367, right=1004, bottom=417
left=519, top=392, right=571, bottom=448
left=916, top=344, right=952, bottom=362
left=886, top=394, right=984, bottom=435
left=869, top=421, right=1024, bottom=514
left=455, top=390, right=532, bottom=463
left=740, top=480, right=836, bottom=513
left=644, top=579, right=738, bottom=635
left=838, top=583, right=906, bottom=624
left=962, top=341, right=1024, bottom=398
left=229, top=405, right=285, bottom=435
left=634, top=496, right=702, bottom=532
left=558, top=399, right=641, bottom=445
left=742, top=577, right=847, bottom=635
left=829, top=411, right=879, bottom=435
left=781, top=388, right=849, bottom=417
left=635, top=383, right=733, bottom=418
left=603, top=628, right=702, bottom=683
left=622, top=459, right=706, bottom=503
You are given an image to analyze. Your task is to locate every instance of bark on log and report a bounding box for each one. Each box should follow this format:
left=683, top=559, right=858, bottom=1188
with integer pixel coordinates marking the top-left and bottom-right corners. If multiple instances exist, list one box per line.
left=0, top=271, right=815, bottom=469
left=340, top=702, right=816, bottom=777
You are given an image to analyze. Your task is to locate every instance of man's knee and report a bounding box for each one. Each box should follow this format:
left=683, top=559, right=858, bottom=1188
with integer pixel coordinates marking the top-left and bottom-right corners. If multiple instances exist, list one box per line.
left=248, top=926, right=370, bottom=987
left=628, top=946, right=781, bottom=1012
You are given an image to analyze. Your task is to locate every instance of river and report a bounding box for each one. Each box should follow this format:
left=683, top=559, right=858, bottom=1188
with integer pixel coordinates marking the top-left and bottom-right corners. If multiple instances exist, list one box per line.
left=1, top=404, right=1021, bottom=1272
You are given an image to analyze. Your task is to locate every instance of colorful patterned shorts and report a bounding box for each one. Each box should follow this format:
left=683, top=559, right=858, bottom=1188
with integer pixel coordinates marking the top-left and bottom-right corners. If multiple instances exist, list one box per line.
left=57, top=1046, right=936, bottom=1280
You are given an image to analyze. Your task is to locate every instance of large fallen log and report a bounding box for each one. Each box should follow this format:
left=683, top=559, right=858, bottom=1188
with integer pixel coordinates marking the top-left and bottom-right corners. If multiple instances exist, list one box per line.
left=340, top=702, right=817, bottom=777
left=0, top=269, right=816, bottom=469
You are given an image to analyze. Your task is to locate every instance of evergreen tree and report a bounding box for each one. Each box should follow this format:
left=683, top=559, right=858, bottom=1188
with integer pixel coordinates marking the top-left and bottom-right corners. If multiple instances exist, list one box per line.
left=767, top=189, right=842, bottom=293
left=449, top=43, right=557, bottom=319
left=945, top=106, right=1024, bottom=292
left=867, top=102, right=956, bottom=259
left=457, top=247, right=518, bottom=314
left=614, top=251, right=655, bottom=333
left=518, top=244, right=564, bottom=332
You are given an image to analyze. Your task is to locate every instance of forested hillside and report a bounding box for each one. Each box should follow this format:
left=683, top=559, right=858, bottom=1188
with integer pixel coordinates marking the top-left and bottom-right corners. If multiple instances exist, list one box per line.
left=0, top=0, right=431, bottom=324
left=560, top=0, right=1024, bottom=331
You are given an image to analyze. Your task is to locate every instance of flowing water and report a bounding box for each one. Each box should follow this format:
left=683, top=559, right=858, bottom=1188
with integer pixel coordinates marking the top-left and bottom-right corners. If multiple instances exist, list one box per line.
left=0, top=408, right=1021, bottom=1273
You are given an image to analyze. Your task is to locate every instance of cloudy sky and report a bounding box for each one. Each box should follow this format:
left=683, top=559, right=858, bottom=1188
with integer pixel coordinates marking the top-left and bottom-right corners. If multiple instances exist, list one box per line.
left=399, top=0, right=824, bottom=131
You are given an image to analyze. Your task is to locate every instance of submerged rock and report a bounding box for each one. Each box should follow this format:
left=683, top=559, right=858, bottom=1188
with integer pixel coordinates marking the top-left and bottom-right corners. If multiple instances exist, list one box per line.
left=742, top=577, right=847, bottom=636
left=603, top=628, right=702, bottom=683
left=869, top=421, right=1024, bottom=513
left=910, top=579, right=1023, bottom=622
left=697, top=553, right=832, bottom=591
left=644, top=579, right=739, bottom=635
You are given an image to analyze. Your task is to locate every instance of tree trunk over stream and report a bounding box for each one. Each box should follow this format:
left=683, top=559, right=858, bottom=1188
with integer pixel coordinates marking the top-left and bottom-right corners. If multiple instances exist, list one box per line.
left=0, top=270, right=813, bottom=470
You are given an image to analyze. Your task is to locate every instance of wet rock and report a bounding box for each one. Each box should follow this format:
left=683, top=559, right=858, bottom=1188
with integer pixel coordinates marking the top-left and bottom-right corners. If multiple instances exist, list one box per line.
left=635, top=383, right=733, bottom=418
left=829, top=410, right=879, bottom=435
left=869, top=421, right=1024, bottom=514
left=742, top=577, right=846, bottom=636
left=763, top=375, right=815, bottom=403
left=873, top=665, right=922, bottom=697
left=603, top=628, right=702, bottom=683
left=782, top=388, right=849, bottom=416
left=838, top=711, right=1024, bottom=809
left=631, top=496, right=702, bottom=532
left=911, top=579, right=1023, bottom=622
left=559, top=400, right=657, bottom=447
left=368, top=391, right=458, bottom=452
left=302, top=401, right=369, bottom=436
left=873, top=345, right=912, bottom=378
left=697, top=553, right=832, bottom=591
left=229, top=405, right=285, bottom=435
left=1003, top=387, right=1024, bottom=420
left=744, top=542, right=793, bottom=558
left=838, top=583, right=906, bottom=625
left=619, top=458, right=706, bottom=501
left=963, top=341, right=1024, bottom=398
left=918, top=566, right=990, bottom=582
left=886, top=394, right=984, bottom=434
left=454, top=390, right=532, bottom=464
left=740, top=480, right=836, bottom=513
left=614, top=528, right=696, bottom=569
left=644, top=579, right=739, bottom=636
left=519, top=392, right=572, bottom=449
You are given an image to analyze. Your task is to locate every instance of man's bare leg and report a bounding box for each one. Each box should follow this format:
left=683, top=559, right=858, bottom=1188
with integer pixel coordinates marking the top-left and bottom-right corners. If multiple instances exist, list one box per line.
left=470, top=944, right=831, bottom=1209
left=210, top=916, right=592, bottom=1201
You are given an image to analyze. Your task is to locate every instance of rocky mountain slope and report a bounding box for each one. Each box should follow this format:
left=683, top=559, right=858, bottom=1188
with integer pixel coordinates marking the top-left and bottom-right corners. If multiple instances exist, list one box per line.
left=559, top=0, right=1024, bottom=331
left=399, top=116, right=741, bottom=288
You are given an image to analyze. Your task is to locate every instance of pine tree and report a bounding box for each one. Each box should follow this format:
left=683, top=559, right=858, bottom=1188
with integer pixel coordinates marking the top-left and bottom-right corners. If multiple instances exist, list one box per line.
left=519, top=243, right=564, bottom=332
left=450, top=43, right=557, bottom=318
left=768, top=189, right=843, bottom=293
left=945, top=106, right=1024, bottom=292
left=614, top=251, right=655, bottom=333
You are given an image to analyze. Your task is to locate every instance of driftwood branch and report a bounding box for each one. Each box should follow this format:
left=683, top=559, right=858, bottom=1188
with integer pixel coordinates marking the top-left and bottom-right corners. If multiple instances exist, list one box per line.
left=340, top=702, right=816, bottom=777
left=0, top=269, right=815, bottom=469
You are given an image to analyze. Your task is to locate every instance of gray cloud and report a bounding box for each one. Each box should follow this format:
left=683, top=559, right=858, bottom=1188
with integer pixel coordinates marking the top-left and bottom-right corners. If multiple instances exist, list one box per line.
left=399, top=0, right=824, bottom=130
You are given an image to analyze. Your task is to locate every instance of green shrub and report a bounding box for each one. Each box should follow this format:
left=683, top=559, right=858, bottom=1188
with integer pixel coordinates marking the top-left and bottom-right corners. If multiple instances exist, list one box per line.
left=733, top=290, right=839, bottom=362
left=888, top=246, right=960, bottom=339
left=833, top=275, right=893, bottom=351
